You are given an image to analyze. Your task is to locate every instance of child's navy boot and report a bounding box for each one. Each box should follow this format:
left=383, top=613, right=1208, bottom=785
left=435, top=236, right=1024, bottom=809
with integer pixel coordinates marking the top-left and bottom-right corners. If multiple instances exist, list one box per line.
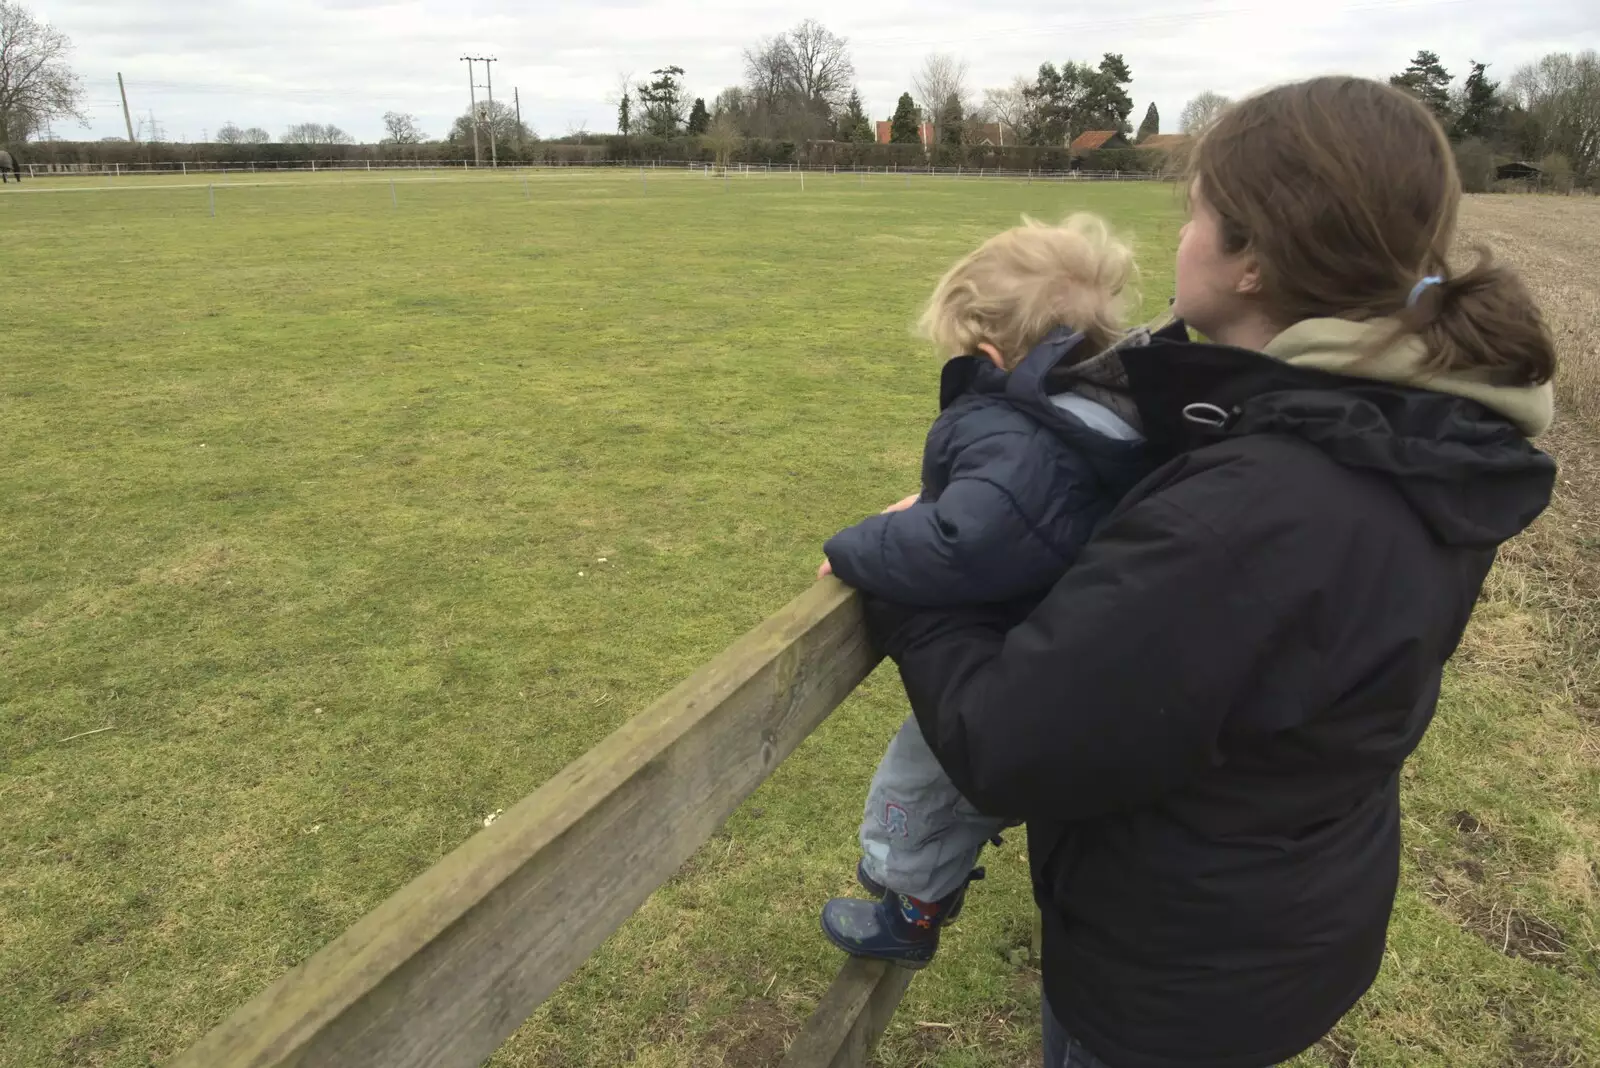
left=820, top=869, right=982, bottom=969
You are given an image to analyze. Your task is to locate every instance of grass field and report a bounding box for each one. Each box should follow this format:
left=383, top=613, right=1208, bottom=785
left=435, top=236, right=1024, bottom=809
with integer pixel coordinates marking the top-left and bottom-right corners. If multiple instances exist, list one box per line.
left=1, top=171, right=1596, bottom=1068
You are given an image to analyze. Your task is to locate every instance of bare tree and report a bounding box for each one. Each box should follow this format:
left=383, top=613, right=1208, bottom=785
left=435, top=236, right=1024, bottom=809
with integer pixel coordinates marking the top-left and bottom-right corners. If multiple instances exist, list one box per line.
left=282, top=122, right=354, bottom=146
left=0, top=0, right=85, bottom=142
left=240, top=126, right=271, bottom=144
left=739, top=22, right=855, bottom=141
left=608, top=70, right=635, bottom=136
left=382, top=111, right=425, bottom=143
left=713, top=86, right=749, bottom=120
left=743, top=35, right=795, bottom=115
left=1508, top=51, right=1600, bottom=177
left=912, top=53, right=970, bottom=144
left=448, top=100, right=533, bottom=148
left=702, top=110, right=742, bottom=168
left=982, top=76, right=1034, bottom=144
left=1178, top=91, right=1232, bottom=136
left=216, top=122, right=246, bottom=145
left=787, top=18, right=853, bottom=108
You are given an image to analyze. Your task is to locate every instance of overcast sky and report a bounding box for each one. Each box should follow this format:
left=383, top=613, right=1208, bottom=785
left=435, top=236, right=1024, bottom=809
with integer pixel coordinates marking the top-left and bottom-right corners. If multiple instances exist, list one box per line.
left=40, top=0, right=1597, bottom=144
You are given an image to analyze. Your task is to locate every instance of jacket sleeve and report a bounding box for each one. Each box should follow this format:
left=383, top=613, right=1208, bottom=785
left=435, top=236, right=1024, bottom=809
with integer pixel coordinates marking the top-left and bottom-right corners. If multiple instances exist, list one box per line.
left=823, top=428, right=1082, bottom=607
left=867, top=487, right=1289, bottom=822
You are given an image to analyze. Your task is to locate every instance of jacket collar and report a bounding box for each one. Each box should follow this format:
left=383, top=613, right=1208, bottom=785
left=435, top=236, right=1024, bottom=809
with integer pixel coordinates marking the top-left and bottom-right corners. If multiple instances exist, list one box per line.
left=1120, top=334, right=1340, bottom=449
left=938, top=327, right=1086, bottom=412
left=1265, top=318, right=1554, bottom=438
left=1119, top=327, right=1555, bottom=547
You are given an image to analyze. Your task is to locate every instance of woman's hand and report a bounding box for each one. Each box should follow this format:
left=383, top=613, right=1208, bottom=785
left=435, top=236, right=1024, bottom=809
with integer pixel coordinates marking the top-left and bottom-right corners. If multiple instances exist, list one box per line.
left=817, top=559, right=834, bottom=579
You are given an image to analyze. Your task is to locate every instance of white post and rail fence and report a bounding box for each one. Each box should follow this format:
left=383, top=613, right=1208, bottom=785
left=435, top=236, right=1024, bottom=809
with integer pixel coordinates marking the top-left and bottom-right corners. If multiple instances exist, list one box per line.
left=169, top=580, right=915, bottom=1068
left=16, top=158, right=1172, bottom=183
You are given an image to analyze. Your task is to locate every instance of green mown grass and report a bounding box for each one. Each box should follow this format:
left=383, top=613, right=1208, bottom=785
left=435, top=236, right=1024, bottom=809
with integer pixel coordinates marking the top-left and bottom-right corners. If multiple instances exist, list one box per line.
left=1, top=173, right=1595, bottom=1068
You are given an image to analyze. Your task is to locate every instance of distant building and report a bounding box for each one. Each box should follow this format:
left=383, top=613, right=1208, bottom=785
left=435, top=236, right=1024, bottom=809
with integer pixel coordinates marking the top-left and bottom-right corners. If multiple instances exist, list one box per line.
left=1136, top=133, right=1194, bottom=172
left=966, top=121, right=1018, bottom=147
left=1070, top=130, right=1132, bottom=152
left=1137, top=133, right=1192, bottom=151
left=875, top=119, right=936, bottom=147
left=1495, top=160, right=1542, bottom=181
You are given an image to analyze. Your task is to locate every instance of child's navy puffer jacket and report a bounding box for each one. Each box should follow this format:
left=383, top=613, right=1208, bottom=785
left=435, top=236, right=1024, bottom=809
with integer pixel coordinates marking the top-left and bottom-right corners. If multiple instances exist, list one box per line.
left=824, top=330, right=1154, bottom=607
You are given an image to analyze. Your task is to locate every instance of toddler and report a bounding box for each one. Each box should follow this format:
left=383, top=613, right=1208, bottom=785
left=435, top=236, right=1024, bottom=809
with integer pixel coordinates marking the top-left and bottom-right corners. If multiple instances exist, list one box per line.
left=818, top=214, right=1159, bottom=967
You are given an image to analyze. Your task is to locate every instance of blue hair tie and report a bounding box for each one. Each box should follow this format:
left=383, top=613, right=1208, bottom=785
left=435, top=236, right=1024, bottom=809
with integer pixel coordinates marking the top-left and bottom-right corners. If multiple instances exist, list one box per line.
left=1407, top=275, right=1445, bottom=308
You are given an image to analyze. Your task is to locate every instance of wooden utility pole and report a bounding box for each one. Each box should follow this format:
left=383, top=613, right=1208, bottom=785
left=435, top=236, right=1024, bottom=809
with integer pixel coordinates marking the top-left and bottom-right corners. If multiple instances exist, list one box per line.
left=117, top=72, right=136, bottom=143
left=514, top=87, right=522, bottom=151
left=483, top=57, right=499, bottom=167
left=460, top=57, right=480, bottom=166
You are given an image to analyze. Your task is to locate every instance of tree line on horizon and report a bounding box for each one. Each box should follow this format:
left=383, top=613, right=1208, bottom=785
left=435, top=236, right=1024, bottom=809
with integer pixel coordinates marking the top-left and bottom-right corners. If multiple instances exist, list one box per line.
left=601, top=22, right=1595, bottom=184
left=2, top=0, right=1595, bottom=186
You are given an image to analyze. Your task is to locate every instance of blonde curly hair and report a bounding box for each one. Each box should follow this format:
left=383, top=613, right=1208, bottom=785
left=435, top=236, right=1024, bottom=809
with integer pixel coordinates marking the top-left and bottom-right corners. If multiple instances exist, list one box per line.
left=918, top=213, right=1136, bottom=369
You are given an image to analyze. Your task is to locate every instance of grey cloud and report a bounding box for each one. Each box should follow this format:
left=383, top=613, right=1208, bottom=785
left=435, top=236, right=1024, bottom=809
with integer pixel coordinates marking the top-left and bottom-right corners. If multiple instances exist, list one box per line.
left=39, top=0, right=1596, bottom=144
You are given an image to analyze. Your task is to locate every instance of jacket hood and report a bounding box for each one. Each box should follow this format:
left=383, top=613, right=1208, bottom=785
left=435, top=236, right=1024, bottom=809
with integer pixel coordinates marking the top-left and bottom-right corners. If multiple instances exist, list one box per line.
left=1264, top=317, right=1554, bottom=438
left=941, top=329, right=1152, bottom=496
left=1122, top=331, right=1556, bottom=548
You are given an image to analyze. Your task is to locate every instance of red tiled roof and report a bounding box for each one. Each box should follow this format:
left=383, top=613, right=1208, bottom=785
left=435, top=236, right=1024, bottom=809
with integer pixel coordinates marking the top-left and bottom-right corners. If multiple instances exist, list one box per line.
left=1138, top=133, right=1192, bottom=149
left=1070, top=130, right=1121, bottom=151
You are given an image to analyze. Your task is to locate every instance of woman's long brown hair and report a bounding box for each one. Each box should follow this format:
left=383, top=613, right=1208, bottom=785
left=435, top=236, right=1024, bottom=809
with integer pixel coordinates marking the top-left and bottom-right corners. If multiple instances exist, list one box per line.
left=1190, top=76, right=1556, bottom=386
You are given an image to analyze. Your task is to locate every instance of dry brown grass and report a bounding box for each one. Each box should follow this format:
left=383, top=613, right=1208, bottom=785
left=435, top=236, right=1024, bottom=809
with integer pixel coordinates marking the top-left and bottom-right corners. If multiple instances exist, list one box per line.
left=1384, top=195, right=1600, bottom=1068
left=1457, top=195, right=1600, bottom=713
left=1457, top=195, right=1600, bottom=426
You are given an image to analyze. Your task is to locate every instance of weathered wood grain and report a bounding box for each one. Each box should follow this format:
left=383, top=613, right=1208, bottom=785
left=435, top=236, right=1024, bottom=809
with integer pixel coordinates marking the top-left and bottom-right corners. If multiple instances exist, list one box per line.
left=779, top=957, right=917, bottom=1068
left=170, top=580, right=880, bottom=1068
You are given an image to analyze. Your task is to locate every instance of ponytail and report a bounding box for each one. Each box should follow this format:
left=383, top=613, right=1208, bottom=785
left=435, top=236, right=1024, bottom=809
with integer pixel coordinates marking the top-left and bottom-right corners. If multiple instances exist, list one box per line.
left=1402, top=248, right=1557, bottom=386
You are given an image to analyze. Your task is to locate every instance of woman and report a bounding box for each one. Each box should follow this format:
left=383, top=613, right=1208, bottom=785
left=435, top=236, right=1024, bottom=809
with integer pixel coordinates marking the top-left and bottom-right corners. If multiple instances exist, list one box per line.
left=858, top=77, right=1557, bottom=1066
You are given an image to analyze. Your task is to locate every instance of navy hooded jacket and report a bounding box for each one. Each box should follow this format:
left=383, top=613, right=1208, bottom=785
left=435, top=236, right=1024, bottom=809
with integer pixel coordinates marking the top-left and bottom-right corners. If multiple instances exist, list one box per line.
left=823, top=330, right=1152, bottom=607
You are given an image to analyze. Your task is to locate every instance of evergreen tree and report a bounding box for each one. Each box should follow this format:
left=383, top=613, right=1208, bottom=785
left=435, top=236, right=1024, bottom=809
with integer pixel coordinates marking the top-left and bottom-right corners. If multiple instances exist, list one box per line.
left=1025, top=54, right=1136, bottom=145
left=687, top=97, right=710, bottom=135
left=1451, top=61, right=1500, bottom=141
left=1390, top=50, right=1453, bottom=121
left=637, top=66, right=687, bottom=137
left=1095, top=53, right=1136, bottom=136
left=890, top=92, right=921, bottom=144
left=1137, top=101, right=1160, bottom=141
left=839, top=89, right=872, bottom=142
left=940, top=92, right=965, bottom=144
left=617, top=91, right=632, bottom=137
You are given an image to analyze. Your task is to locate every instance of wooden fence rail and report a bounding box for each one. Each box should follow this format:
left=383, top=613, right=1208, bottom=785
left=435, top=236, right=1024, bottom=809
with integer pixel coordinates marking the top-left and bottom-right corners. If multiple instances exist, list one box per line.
left=778, top=958, right=917, bottom=1068
left=171, top=581, right=889, bottom=1068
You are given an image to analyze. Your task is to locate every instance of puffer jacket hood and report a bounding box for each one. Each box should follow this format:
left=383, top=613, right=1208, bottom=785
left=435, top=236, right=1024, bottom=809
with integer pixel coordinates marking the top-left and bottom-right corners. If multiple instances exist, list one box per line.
left=1122, top=329, right=1555, bottom=548
left=941, top=327, right=1152, bottom=497
left=1264, top=316, right=1555, bottom=438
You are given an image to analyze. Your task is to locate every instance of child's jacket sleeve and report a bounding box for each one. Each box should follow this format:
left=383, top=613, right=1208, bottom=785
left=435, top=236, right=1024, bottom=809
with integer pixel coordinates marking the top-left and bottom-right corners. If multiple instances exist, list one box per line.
left=824, top=421, right=1099, bottom=607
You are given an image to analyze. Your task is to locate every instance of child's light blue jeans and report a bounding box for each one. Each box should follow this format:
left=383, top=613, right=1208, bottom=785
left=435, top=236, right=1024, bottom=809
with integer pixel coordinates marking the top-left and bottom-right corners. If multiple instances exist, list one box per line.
left=859, top=715, right=1008, bottom=901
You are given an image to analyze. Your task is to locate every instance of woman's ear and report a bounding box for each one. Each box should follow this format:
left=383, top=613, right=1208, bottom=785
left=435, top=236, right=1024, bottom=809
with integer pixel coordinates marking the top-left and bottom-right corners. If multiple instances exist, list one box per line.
left=1235, top=255, right=1265, bottom=298
left=976, top=342, right=1007, bottom=369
